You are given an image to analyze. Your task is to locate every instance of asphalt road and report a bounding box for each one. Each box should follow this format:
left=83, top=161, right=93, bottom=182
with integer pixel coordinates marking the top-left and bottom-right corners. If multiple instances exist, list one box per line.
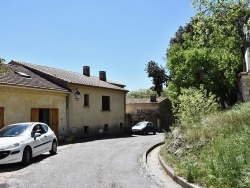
left=0, top=133, right=177, bottom=188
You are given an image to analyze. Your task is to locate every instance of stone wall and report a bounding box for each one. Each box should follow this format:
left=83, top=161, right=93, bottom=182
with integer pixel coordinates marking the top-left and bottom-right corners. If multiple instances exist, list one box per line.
left=238, top=73, right=250, bottom=102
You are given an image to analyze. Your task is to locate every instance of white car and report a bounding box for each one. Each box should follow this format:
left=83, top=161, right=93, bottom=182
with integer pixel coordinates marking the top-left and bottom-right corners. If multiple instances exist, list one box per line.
left=0, top=122, right=58, bottom=165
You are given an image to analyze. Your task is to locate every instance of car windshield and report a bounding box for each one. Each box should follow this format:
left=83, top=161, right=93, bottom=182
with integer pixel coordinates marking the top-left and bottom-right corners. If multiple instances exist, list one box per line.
left=135, top=122, right=147, bottom=127
left=0, top=124, right=31, bottom=137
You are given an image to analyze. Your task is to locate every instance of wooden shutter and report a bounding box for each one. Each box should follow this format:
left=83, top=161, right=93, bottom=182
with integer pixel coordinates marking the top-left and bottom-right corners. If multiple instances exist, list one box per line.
left=31, top=108, right=39, bottom=122
left=0, top=107, right=4, bottom=129
left=51, top=108, right=59, bottom=137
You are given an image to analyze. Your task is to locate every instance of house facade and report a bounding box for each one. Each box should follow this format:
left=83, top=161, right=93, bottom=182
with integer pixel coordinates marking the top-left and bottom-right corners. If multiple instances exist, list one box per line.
left=0, top=61, right=128, bottom=140
left=126, top=95, right=174, bottom=131
left=0, top=64, right=68, bottom=138
left=68, top=85, right=126, bottom=136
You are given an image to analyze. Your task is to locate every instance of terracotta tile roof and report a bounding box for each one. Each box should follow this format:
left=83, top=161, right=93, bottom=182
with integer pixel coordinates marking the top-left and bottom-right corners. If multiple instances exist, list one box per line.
left=10, top=61, right=128, bottom=92
left=126, top=97, right=167, bottom=104
left=0, top=64, right=68, bottom=92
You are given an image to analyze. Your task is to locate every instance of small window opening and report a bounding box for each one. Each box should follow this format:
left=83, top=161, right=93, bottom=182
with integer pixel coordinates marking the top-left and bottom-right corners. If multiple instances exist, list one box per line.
left=104, top=124, right=108, bottom=132
left=84, top=94, right=89, bottom=106
left=84, top=126, right=89, bottom=134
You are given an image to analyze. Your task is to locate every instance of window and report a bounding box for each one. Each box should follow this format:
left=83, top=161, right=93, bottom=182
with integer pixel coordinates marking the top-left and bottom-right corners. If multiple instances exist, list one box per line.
left=102, top=96, right=110, bottom=111
left=41, top=124, right=49, bottom=133
left=104, top=124, right=108, bottom=132
left=134, top=109, right=140, bottom=114
left=84, top=94, right=89, bottom=106
left=14, top=71, right=31, bottom=78
left=84, top=126, right=89, bottom=134
left=32, top=124, right=47, bottom=137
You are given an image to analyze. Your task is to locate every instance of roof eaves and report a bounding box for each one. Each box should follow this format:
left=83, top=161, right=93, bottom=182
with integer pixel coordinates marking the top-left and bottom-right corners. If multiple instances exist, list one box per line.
left=10, top=60, right=128, bottom=92
left=0, top=83, right=69, bottom=93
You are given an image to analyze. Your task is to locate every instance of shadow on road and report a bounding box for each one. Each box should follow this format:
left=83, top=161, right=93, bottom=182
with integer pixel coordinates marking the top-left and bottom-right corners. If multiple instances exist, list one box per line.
left=58, top=133, right=158, bottom=146
left=0, top=153, right=53, bottom=172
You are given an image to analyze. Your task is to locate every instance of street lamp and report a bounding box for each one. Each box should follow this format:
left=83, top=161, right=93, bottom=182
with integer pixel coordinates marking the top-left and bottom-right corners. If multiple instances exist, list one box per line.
left=74, top=91, right=81, bottom=101
left=71, top=89, right=81, bottom=101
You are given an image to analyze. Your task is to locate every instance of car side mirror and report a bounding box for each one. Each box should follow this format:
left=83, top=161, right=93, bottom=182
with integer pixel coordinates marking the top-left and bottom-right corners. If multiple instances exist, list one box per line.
left=34, top=132, right=41, bottom=140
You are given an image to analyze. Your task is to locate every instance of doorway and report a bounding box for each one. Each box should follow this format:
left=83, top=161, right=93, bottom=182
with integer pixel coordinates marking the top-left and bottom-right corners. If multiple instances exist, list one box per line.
left=39, top=109, right=49, bottom=125
left=31, top=108, right=58, bottom=137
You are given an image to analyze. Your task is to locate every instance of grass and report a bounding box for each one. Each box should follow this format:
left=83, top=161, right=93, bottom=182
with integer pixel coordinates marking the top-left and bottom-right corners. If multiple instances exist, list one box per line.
left=161, top=102, right=250, bottom=188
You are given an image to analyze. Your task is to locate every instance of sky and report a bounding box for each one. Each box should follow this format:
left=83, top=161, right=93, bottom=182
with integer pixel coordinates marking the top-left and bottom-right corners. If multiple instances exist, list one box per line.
left=1, top=1, right=194, bottom=91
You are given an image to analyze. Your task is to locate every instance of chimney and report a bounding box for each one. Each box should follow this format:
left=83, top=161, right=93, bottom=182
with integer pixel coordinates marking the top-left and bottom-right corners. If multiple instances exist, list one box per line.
left=99, top=71, right=106, bottom=81
left=150, top=95, right=157, bottom=102
left=83, top=66, right=90, bottom=77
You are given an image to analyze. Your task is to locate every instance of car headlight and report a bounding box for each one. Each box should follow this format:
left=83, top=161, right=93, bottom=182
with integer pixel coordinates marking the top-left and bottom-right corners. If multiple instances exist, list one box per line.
left=5, top=143, right=20, bottom=150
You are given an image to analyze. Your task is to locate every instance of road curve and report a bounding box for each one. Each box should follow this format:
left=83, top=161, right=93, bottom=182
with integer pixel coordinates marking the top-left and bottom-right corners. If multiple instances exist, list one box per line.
left=1, top=133, right=175, bottom=188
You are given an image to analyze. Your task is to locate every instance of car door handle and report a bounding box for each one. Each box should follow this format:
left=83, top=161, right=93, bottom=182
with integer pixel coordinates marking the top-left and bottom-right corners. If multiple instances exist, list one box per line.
left=44, top=135, right=47, bottom=138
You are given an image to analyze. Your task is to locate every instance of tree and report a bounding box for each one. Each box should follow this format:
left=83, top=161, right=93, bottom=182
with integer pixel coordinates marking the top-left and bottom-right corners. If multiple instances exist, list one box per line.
left=166, top=0, right=250, bottom=108
left=0, top=58, right=6, bottom=74
left=126, top=88, right=168, bottom=99
left=175, top=86, right=218, bottom=125
left=145, top=61, right=170, bottom=96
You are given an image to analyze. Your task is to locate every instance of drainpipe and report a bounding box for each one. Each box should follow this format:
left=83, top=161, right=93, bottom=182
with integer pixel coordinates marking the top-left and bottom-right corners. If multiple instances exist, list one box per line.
left=66, top=94, right=70, bottom=135
left=124, top=92, right=127, bottom=133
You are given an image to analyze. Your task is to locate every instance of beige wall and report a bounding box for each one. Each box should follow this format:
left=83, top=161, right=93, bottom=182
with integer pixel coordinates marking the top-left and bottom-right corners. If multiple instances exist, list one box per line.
left=0, top=86, right=67, bottom=135
left=68, top=85, right=126, bottom=136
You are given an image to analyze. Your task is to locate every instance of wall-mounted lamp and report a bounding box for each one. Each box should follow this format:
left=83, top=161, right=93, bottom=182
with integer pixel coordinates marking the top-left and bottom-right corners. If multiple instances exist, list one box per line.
left=72, top=89, right=81, bottom=101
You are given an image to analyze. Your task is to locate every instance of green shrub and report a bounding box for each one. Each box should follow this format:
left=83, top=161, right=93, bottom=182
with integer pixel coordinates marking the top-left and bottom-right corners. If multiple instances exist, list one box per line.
left=174, top=85, right=218, bottom=126
left=162, top=102, right=250, bottom=188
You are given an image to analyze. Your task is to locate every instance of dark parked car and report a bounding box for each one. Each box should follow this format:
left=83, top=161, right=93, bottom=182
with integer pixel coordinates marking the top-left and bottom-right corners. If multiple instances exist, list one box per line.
left=131, top=121, right=156, bottom=135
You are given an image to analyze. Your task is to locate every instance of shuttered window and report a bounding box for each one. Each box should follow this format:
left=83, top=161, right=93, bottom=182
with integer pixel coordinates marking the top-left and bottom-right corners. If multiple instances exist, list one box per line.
left=102, top=96, right=110, bottom=111
left=0, top=107, right=4, bottom=129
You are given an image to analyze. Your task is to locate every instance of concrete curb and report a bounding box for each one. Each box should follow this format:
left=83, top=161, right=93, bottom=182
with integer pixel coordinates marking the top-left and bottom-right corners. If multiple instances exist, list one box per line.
left=144, top=142, right=201, bottom=188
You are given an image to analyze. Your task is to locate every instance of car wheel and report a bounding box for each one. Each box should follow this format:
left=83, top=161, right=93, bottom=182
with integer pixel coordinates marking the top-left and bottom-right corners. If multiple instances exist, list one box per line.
left=22, top=147, right=31, bottom=166
left=49, top=140, right=57, bottom=155
left=153, top=131, right=156, bottom=135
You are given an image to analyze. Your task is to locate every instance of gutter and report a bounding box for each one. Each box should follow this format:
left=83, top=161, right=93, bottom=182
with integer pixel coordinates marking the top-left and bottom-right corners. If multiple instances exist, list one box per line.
left=0, top=84, right=69, bottom=94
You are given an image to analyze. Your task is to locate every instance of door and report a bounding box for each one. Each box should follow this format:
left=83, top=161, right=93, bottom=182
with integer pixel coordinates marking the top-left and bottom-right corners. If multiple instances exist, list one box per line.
left=31, top=124, right=48, bottom=156
left=0, top=107, right=4, bottom=129
left=31, top=108, right=39, bottom=122
left=51, top=108, right=58, bottom=138
left=31, top=108, right=58, bottom=138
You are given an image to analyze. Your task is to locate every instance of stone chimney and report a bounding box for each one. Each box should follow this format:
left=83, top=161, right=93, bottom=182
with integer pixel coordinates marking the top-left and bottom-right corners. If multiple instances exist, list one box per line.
left=83, top=66, right=90, bottom=77
left=150, top=95, right=157, bottom=102
left=99, top=71, right=106, bottom=81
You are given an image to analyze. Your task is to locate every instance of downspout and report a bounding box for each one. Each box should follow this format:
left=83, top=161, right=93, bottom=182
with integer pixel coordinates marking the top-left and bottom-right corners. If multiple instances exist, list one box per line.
left=66, top=94, right=70, bottom=135
left=124, top=92, right=127, bottom=134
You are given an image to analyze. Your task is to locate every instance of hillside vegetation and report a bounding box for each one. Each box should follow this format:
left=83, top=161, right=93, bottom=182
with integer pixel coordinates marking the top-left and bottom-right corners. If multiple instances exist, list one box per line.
left=161, top=102, right=250, bottom=188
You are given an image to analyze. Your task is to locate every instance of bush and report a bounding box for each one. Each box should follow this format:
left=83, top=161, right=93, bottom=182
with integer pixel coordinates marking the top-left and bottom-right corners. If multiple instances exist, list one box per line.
left=162, top=102, right=250, bottom=188
left=174, top=85, right=218, bottom=126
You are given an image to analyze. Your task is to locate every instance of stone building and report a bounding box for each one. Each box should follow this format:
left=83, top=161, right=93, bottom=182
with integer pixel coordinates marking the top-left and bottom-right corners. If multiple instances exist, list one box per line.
left=126, top=95, right=174, bottom=132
